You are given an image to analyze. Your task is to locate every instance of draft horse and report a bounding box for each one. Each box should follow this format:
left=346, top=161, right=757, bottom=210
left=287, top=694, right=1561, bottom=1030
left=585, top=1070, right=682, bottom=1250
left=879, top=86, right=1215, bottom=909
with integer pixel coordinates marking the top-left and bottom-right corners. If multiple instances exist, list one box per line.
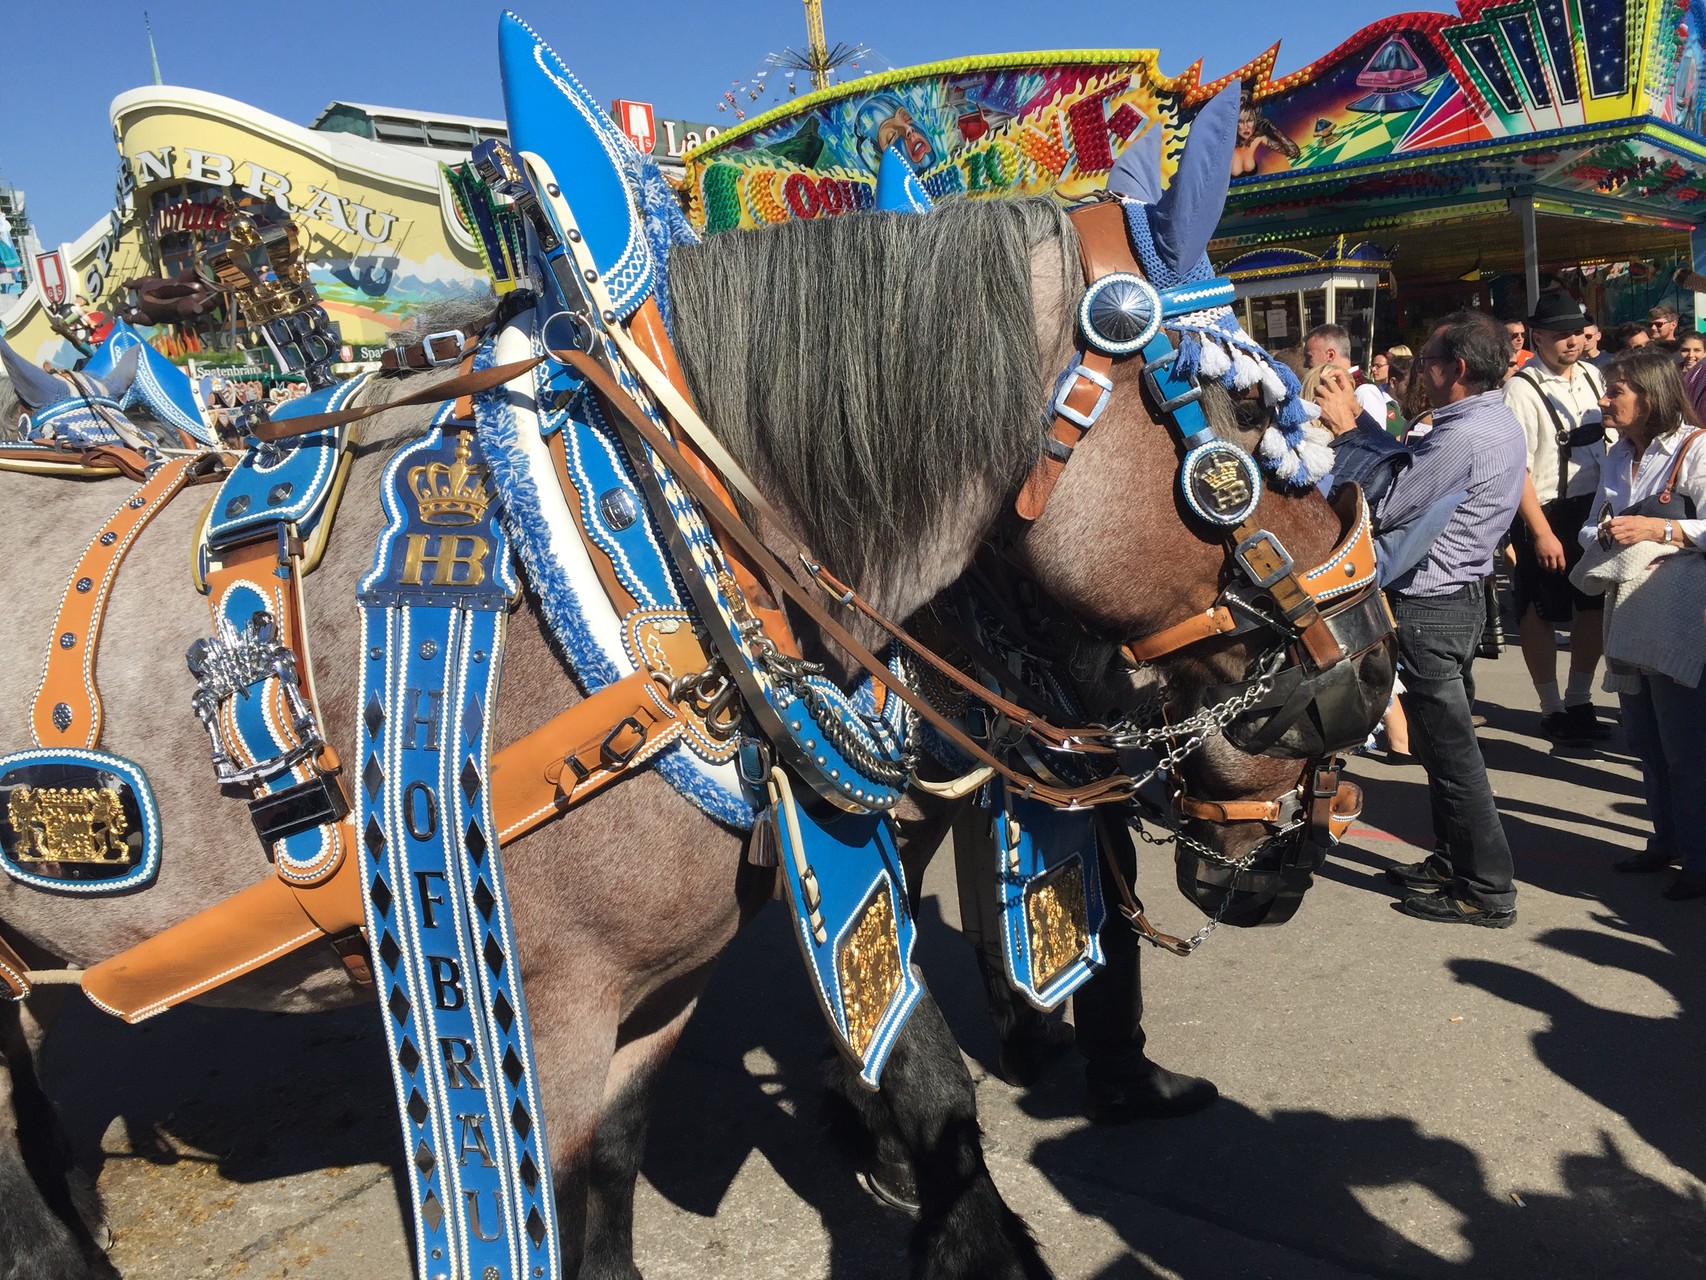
left=0, top=193, right=1391, bottom=1280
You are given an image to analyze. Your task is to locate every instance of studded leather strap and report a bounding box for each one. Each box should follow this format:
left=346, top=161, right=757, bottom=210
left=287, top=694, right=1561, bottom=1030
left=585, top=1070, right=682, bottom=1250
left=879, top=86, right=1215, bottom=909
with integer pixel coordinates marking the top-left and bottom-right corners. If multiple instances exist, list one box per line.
left=31, top=455, right=223, bottom=749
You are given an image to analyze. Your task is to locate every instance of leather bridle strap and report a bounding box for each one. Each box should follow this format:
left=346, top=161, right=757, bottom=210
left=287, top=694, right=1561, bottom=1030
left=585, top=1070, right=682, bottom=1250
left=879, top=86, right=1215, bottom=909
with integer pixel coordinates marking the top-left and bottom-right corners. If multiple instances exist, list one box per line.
left=797, top=559, right=1118, bottom=756
left=563, top=350, right=1143, bottom=809
left=247, top=358, right=543, bottom=441
left=1016, top=200, right=1130, bottom=523
left=1092, top=810, right=1194, bottom=957
left=1123, top=606, right=1240, bottom=664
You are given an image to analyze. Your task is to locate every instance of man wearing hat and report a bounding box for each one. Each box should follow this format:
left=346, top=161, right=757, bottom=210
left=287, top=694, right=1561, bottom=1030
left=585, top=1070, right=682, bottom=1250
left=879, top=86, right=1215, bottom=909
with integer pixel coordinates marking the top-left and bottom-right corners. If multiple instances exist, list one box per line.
left=1503, top=288, right=1610, bottom=746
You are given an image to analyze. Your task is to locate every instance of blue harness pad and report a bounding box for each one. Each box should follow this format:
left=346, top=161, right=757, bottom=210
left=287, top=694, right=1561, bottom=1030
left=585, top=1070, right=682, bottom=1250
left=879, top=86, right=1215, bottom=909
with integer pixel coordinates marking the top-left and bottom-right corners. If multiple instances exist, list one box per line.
left=205, top=376, right=366, bottom=550
left=769, top=779, right=923, bottom=1087
left=991, top=782, right=1106, bottom=1011
left=0, top=749, right=160, bottom=894
left=356, top=417, right=560, bottom=1280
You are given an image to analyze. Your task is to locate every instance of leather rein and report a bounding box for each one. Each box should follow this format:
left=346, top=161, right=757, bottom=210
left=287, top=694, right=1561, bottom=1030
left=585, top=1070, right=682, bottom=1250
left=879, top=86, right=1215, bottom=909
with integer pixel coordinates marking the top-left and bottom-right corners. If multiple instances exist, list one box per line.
left=259, top=201, right=1388, bottom=943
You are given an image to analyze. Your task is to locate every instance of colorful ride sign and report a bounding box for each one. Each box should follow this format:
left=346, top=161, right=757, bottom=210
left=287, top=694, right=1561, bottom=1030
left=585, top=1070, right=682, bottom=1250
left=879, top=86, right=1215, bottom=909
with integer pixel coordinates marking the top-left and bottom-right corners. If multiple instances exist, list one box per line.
left=684, top=2, right=1706, bottom=233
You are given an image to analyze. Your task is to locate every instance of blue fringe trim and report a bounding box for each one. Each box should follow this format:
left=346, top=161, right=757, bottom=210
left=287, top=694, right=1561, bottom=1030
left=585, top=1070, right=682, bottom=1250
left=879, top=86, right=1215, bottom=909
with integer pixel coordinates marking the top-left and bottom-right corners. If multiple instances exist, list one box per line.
left=474, top=340, right=755, bottom=830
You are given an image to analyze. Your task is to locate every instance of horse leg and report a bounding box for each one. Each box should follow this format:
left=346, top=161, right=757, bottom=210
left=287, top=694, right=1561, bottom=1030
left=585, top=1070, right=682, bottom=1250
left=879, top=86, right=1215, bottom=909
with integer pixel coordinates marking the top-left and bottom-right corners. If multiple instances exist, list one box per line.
left=0, top=988, right=119, bottom=1280
left=827, top=992, right=1052, bottom=1280
left=530, top=994, right=621, bottom=1280
left=580, top=969, right=710, bottom=1280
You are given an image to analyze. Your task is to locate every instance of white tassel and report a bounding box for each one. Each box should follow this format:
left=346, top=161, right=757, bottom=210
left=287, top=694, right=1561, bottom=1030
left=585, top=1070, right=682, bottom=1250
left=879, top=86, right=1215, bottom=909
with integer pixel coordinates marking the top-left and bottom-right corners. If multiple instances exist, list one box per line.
left=1295, top=434, right=1336, bottom=484
left=1196, top=341, right=1231, bottom=378
left=1229, top=349, right=1264, bottom=391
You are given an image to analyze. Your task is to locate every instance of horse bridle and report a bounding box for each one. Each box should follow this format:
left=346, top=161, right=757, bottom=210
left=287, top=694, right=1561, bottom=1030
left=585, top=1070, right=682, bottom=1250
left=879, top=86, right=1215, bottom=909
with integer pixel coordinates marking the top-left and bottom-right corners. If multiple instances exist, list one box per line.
left=998, top=196, right=1394, bottom=889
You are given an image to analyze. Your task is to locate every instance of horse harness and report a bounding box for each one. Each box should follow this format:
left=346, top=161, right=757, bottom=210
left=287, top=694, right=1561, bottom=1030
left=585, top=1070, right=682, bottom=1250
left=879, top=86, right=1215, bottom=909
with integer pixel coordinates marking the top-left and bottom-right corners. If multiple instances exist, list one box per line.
left=0, top=198, right=1387, bottom=1006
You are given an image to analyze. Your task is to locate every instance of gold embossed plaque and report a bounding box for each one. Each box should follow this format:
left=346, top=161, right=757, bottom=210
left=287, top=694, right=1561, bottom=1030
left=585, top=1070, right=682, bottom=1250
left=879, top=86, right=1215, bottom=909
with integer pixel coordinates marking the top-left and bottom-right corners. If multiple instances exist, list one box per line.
left=836, top=884, right=904, bottom=1060
left=1024, top=858, right=1090, bottom=991
left=8, top=785, right=130, bottom=864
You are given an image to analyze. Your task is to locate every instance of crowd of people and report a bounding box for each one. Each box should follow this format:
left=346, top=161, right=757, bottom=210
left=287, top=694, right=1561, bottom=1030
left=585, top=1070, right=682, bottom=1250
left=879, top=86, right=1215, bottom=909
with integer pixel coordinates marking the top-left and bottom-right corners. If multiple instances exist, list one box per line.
left=1301, top=292, right=1706, bottom=924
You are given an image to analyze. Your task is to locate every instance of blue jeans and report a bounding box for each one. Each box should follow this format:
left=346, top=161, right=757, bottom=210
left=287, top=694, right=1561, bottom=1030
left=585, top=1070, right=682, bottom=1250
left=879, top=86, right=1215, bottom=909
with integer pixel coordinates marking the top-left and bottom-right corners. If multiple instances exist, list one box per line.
left=1393, top=584, right=1518, bottom=909
left=1619, top=672, right=1706, bottom=873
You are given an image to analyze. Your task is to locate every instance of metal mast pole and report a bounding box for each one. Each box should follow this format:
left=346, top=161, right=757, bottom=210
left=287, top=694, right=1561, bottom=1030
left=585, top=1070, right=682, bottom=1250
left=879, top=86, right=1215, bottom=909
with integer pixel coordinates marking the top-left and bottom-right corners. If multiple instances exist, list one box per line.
left=803, top=0, right=830, bottom=91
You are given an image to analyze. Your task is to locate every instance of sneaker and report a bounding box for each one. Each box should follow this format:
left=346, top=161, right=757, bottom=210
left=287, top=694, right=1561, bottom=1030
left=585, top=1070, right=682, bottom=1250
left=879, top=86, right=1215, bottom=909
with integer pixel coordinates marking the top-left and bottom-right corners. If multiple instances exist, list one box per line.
left=1396, top=891, right=1517, bottom=928
left=1385, top=857, right=1452, bottom=892
left=1540, top=710, right=1591, bottom=746
left=1565, top=702, right=1612, bottom=742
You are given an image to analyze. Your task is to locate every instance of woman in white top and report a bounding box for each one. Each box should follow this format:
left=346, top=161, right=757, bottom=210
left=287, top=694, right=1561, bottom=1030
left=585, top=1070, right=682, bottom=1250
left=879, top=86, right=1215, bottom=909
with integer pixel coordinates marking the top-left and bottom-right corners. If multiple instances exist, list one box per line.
left=1580, top=349, right=1706, bottom=899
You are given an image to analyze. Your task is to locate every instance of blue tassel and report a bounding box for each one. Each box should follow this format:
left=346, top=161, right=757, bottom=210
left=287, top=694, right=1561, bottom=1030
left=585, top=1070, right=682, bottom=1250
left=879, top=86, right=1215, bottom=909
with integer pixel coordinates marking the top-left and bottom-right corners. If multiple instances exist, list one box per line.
left=1276, top=397, right=1312, bottom=433
left=1171, top=336, right=1203, bottom=382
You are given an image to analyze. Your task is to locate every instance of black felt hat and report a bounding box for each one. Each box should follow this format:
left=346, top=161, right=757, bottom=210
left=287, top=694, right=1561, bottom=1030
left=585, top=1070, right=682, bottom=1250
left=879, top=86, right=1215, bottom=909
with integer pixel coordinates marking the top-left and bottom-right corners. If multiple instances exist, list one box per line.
left=1527, top=289, right=1590, bottom=333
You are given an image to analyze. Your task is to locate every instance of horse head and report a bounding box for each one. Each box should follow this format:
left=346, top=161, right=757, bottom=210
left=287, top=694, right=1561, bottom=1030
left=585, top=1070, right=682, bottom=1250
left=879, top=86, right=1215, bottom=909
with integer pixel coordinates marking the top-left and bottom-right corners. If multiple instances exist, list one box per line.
left=1003, top=86, right=1396, bottom=924
left=501, top=18, right=1392, bottom=929
left=0, top=325, right=208, bottom=449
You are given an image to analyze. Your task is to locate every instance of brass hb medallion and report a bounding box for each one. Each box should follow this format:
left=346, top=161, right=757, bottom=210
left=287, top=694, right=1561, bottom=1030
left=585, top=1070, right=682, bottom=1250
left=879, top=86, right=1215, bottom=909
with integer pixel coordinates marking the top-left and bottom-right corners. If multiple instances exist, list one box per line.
left=1182, top=440, right=1262, bottom=527
left=836, top=884, right=904, bottom=1060
left=1024, top=858, right=1090, bottom=991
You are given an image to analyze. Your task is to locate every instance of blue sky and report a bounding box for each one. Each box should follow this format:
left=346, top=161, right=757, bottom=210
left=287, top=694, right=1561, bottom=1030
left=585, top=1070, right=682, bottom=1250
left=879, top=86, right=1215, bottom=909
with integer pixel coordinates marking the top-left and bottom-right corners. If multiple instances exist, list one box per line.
left=3, top=1, right=1456, bottom=247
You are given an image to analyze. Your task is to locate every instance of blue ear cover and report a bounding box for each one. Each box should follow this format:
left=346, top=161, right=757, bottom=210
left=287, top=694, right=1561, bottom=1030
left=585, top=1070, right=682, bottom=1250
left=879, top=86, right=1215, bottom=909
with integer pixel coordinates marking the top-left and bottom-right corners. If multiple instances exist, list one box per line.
left=1148, top=84, right=1240, bottom=275
left=874, top=142, right=934, bottom=214
left=0, top=333, right=70, bottom=410
left=1105, top=121, right=1163, bottom=206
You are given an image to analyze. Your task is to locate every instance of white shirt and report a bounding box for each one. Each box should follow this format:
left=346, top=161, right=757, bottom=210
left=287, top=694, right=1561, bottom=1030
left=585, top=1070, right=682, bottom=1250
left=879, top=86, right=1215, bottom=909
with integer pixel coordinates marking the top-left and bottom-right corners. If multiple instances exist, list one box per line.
left=1347, top=370, right=1392, bottom=425
left=1577, top=425, right=1706, bottom=550
left=1502, top=357, right=1608, bottom=503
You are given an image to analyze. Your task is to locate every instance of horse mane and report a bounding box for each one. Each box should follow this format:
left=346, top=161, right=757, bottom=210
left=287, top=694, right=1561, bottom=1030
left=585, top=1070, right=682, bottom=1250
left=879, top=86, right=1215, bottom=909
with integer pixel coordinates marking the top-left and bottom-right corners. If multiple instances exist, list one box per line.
left=667, top=196, right=1079, bottom=586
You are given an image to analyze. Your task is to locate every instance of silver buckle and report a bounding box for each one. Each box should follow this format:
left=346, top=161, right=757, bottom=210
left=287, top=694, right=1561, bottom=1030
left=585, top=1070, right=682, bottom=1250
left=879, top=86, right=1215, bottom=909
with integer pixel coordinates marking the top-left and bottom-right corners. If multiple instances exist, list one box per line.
left=420, top=331, right=463, bottom=367
left=1051, top=362, right=1114, bottom=430
left=187, top=612, right=327, bottom=788
left=1233, top=530, right=1295, bottom=590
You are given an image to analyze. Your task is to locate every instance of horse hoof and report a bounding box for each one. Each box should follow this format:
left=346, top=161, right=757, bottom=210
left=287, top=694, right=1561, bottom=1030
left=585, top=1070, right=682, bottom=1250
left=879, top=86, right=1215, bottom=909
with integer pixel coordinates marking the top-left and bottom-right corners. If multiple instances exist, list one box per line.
left=857, top=1157, right=920, bottom=1217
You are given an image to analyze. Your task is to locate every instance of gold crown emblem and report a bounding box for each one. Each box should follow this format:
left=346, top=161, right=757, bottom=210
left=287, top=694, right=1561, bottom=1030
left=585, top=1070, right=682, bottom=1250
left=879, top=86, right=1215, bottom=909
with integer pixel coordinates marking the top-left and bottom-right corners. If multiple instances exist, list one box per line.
left=408, top=433, right=491, bottom=526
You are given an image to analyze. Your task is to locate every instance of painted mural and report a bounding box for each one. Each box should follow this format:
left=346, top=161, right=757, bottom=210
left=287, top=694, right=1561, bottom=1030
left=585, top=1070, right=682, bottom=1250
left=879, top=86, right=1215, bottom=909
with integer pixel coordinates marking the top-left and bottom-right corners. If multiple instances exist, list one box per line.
left=686, top=1, right=1706, bottom=231
left=0, top=85, right=489, bottom=369
left=684, top=53, right=1183, bottom=233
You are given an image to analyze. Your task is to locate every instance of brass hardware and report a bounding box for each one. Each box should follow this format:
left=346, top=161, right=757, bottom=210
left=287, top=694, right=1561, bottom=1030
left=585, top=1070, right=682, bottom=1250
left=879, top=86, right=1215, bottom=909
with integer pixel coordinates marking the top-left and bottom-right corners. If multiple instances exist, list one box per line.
left=836, top=886, right=903, bottom=1060
left=408, top=433, right=492, bottom=526
left=1198, top=457, right=1252, bottom=515
left=7, top=785, right=131, bottom=864
left=1024, top=858, right=1090, bottom=990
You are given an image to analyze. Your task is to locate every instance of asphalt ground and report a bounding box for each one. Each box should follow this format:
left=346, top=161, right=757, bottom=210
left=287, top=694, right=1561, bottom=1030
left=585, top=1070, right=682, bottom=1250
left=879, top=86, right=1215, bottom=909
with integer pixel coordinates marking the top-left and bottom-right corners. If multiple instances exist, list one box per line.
left=41, top=642, right=1706, bottom=1279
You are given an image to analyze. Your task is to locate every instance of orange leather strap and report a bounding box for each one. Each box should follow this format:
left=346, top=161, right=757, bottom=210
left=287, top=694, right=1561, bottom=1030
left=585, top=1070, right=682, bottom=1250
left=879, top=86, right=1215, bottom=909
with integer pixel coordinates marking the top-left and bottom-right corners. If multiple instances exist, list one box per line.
left=81, top=865, right=363, bottom=1023
left=1122, top=607, right=1239, bottom=665
left=79, top=666, right=697, bottom=1021
left=492, top=670, right=688, bottom=844
left=32, top=456, right=218, bottom=749
left=1016, top=200, right=1131, bottom=523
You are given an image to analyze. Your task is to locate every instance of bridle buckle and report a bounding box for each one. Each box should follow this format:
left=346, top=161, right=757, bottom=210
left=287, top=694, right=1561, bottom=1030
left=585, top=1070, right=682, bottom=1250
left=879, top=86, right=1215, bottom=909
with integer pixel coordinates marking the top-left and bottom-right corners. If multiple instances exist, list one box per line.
left=420, top=331, right=464, bottom=367
left=1232, top=529, right=1295, bottom=590
left=1050, top=361, right=1114, bottom=430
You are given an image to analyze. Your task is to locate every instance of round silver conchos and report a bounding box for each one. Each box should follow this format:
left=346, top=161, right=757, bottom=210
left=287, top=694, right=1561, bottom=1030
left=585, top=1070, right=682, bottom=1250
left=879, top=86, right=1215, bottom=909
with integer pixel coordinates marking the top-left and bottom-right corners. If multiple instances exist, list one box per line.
left=1079, top=271, right=1162, bottom=356
left=1180, top=440, right=1263, bottom=527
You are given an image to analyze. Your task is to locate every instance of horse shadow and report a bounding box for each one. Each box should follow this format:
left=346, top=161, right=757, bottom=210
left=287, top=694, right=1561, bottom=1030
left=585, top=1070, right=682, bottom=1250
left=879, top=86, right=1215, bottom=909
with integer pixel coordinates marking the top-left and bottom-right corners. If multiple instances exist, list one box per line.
left=40, top=996, right=412, bottom=1260
left=1023, top=1098, right=1705, bottom=1279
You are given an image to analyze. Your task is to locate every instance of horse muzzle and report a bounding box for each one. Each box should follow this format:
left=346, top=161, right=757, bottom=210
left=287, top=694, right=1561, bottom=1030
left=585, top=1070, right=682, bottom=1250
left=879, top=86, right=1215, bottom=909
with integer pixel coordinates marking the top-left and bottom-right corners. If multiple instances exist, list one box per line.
left=1173, top=773, right=1363, bottom=927
left=1210, top=590, right=1397, bottom=760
